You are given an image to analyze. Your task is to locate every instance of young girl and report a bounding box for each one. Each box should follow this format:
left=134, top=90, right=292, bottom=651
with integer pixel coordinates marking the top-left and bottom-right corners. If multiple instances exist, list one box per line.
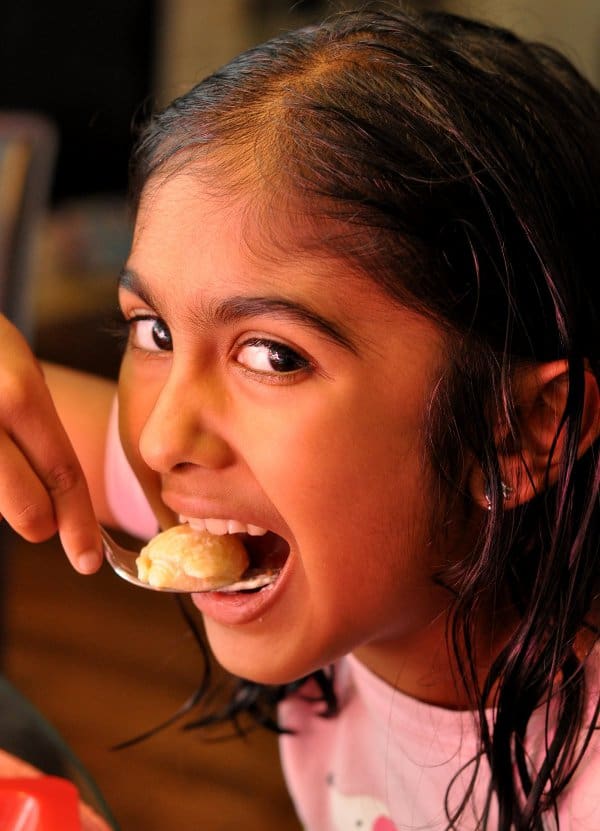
left=0, top=6, right=598, bottom=830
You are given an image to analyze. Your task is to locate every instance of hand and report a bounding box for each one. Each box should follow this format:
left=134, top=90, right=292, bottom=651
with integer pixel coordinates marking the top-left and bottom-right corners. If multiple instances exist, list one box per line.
left=0, top=317, right=102, bottom=573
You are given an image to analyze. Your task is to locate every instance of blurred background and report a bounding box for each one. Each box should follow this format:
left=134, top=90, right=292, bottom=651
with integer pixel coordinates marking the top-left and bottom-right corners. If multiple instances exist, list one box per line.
left=3, top=0, right=600, bottom=365
left=0, top=1, right=598, bottom=829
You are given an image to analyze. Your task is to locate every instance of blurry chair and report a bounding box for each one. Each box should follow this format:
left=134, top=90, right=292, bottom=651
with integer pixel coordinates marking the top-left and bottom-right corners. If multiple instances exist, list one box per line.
left=0, top=118, right=118, bottom=825
left=0, top=112, right=58, bottom=652
left=0, top=112, right=57, bottom=341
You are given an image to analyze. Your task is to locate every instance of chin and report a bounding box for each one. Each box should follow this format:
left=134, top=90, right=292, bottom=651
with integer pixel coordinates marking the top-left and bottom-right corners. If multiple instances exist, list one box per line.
left=213, top=652, right=306, bottom=687
left=205, top=633, right=319, bottom=687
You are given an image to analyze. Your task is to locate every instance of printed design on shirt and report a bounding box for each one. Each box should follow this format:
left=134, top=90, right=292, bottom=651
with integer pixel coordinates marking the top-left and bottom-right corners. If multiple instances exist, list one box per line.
left=328, top=774, right=399, bottom=831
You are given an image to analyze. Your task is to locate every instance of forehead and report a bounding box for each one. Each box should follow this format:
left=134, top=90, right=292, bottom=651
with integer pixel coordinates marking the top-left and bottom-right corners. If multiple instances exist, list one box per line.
left=131, top=166, right=393, bottom=313
left=135, top=160, right=329, bottom=257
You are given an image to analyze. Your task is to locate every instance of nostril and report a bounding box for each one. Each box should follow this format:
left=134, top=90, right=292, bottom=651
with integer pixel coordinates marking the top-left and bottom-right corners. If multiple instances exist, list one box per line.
left=139, top=418, right=235, bottom=473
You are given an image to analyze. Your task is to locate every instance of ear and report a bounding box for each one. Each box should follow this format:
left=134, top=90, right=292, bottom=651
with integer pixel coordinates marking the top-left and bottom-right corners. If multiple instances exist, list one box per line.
left=470, top=360, right=600, bottom=510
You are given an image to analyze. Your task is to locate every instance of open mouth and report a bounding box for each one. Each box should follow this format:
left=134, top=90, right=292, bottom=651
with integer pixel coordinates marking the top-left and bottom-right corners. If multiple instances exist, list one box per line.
left=177, top=516, right=290, bottom=593
left=241, top=530, right=289, bottom=573
left=220, top=530, right=289, bottom=593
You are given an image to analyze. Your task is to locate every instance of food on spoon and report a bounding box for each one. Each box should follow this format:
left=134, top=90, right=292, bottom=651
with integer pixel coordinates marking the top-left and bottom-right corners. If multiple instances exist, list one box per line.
left=136, top=524, right=249, bottom=591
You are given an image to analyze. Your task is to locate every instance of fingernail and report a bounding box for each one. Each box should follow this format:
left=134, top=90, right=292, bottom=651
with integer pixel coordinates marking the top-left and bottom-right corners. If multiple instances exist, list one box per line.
left=77, top=551, right=101, bottom=574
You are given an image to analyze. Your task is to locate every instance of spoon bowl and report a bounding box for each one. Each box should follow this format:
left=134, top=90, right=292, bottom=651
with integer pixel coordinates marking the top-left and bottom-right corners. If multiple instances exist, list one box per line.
left=100, top=528, right=280, bottom=593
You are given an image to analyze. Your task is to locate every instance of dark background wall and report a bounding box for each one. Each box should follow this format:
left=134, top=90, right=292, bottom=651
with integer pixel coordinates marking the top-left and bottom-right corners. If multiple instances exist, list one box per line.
left=0, top=0, right=156, bottom=202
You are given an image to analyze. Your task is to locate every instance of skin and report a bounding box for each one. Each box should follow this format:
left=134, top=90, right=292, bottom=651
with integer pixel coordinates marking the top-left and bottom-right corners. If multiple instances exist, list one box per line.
left=116, top=167, right=486, bottom=703
left=0, top=319, right=111, bottom=573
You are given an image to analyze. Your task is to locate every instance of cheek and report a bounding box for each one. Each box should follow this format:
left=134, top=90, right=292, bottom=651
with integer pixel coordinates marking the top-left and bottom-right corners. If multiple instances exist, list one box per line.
left=246, top=386, right=428, bottom=523
left=244, top=394, right=435, bottom=584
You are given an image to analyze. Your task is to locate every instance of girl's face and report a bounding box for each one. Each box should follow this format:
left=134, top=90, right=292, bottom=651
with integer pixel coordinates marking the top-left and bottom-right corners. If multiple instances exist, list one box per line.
left=118, top=169, right=473, bottom=694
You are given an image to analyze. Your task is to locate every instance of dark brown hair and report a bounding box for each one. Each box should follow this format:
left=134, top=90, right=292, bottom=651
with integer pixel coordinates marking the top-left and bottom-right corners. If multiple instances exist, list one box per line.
left=129, top=7, right=600, bottom=829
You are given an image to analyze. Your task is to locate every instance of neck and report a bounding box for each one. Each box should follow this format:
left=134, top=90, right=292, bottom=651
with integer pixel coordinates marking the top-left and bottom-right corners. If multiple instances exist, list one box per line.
left=353, top=600, right=518, bottom=710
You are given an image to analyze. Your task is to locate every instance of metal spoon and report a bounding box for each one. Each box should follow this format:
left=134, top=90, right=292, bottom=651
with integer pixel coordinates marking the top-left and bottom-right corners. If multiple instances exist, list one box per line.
left=100, top=527, right=280, bottom=593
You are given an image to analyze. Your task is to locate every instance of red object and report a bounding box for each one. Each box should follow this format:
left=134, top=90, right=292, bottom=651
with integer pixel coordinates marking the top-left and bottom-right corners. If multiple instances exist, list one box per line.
left=373, top=817, right=399, bottom=831
left=0, top=777, right=81, bottom=830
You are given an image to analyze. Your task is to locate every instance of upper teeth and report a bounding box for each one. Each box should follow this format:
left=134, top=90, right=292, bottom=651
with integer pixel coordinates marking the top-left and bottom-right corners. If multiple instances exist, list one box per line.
left=180, top=516, right=268, bottom=536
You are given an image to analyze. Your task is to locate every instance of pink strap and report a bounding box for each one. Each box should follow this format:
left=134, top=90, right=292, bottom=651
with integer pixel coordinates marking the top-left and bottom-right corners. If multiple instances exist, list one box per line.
left=104, top=398, right=158, bottom=540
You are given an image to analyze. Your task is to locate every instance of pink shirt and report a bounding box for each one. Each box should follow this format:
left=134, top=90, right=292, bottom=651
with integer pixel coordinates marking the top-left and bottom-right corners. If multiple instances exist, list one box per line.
left=279, top=654, right=600, bottom=830
left=104, top=405, right=600, bottom=830
left=104, top=400, right=157, bottom=540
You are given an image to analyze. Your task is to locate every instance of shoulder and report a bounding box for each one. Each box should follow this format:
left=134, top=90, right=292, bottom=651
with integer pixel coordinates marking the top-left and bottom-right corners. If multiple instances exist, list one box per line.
left=559, top=644, right=600, bottom=827
left=560, top=726, right=600, bottom=829
left=278, top=657, right=479, bottom=831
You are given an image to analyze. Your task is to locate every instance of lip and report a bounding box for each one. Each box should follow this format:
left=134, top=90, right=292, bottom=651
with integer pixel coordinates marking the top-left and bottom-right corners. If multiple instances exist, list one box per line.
left=191, top=550, right=294, bottom=625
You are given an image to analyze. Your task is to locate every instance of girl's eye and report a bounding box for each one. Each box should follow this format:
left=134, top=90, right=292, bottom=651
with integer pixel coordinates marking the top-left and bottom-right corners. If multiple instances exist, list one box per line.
left=128, top=316, right=173, bottom=352
left=235, top=338, right=310, bottom=376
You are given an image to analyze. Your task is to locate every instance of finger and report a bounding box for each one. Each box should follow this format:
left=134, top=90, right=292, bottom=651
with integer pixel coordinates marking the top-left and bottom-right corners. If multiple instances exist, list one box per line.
left=31, top=449, right=102, bottom=575
left=0, top=433, right=57, bottom=541
left=1, top=376, right=103, bottom=573
left=52, top=468, right=103, bottom=574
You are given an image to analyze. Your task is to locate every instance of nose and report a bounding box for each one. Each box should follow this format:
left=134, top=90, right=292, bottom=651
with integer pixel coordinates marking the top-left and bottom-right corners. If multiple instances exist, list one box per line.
left=138, top=367, right=235, bottom=474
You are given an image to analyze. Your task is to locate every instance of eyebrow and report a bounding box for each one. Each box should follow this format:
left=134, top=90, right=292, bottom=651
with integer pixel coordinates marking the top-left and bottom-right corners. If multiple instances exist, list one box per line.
left=118, top=267, right=358, bottom=353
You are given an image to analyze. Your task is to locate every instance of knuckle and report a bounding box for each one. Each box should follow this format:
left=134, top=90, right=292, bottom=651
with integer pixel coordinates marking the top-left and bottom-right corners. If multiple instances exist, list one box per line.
left=45, top=463, right=80, bottom=496
left=0, top=372, right=34, bottom=417
left=14, top=502, right=53, bottom=540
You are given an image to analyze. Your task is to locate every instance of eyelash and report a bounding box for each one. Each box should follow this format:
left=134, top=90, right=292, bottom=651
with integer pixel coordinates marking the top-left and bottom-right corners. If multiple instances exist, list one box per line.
left=235, top=337, right=312, bottom=379
left=129, top=314, right=173, bottom=351
left=106, top=314, right=135, bottom=349
left=118, top=312, right=313, bottom=380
